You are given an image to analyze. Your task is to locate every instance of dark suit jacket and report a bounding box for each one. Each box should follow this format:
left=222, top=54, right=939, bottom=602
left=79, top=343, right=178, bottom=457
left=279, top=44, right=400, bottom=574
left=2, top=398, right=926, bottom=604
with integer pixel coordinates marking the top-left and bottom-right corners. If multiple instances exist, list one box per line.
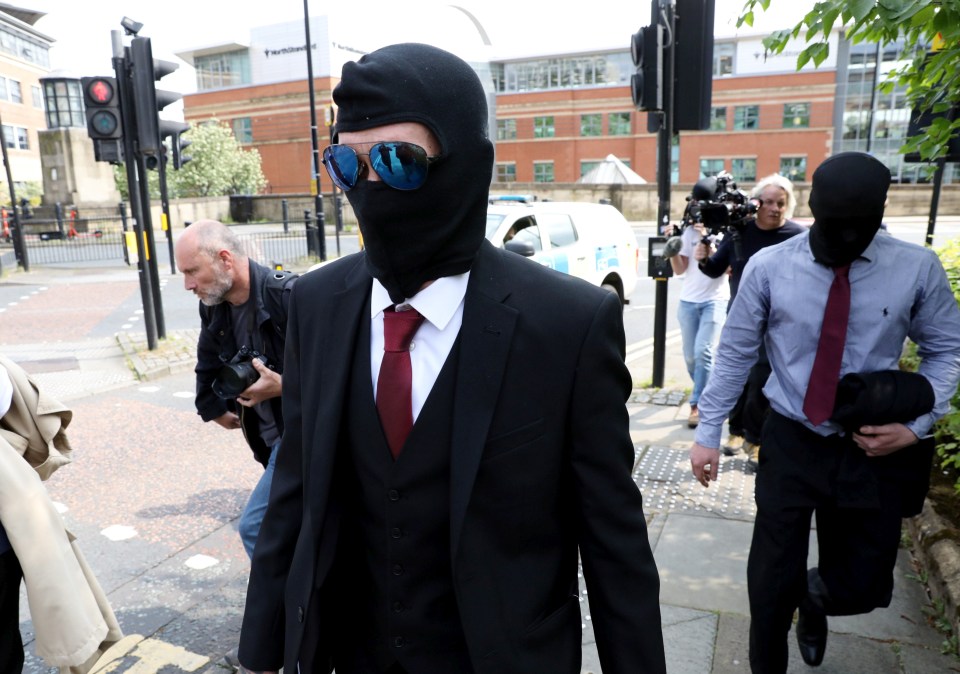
left=239, top=241, right=665, bottom=674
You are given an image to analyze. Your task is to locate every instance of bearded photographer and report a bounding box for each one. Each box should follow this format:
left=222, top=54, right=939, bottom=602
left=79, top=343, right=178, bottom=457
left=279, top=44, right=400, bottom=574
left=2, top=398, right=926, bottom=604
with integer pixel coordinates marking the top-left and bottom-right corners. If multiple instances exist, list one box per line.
left=174, top=220, right=297, bottom=560
left=694, top=174, right=804, bottom=467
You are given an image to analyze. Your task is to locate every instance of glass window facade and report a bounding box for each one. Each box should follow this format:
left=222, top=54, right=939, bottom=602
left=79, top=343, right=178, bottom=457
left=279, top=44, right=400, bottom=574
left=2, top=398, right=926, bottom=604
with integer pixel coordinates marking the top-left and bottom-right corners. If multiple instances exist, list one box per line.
left=783, top=102, right=810, bottom=128
left=195, top=50, right=251, bottom=90
left=714, top=42, right=734, bottom=76
left=731, top=158, right=757, bottom=182
left=496, top=163, right=516, bottom=182
left=700, top=158, right=724, bottom=178
left=608, top=112, right=631, bottom=136
left=43, top=79, right=85, bottom=129
left=0, top=26, right=49, bottom=68
left=580, top=113, right=601, bottom=136
left=733, top=105, right=760, bottom=130
left=709, top=107, right=726, bottom=131
left=780, top=156, right=807, bottom=181
left=491, top=52, right=632, bottom=93
left=497, top=119, right=517, bottom=140
left=533, top=116, right=555, bottom=139
left=232, top=117, right=253, bottom=143
left=534, top=161, right=554, bottom=182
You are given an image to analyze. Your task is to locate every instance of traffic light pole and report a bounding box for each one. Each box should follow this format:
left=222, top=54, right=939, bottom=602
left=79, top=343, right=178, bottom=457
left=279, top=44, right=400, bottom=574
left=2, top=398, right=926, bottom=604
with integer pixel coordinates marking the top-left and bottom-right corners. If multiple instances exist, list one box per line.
left=651, top=0, right=675, bottom=389
left=157, top=151, right=176, bottom=274
left=135, top=151, right=167, bottom=339
left=113, top=46, right=158, bottom=350
left=303, top=0, right=327, bottom=261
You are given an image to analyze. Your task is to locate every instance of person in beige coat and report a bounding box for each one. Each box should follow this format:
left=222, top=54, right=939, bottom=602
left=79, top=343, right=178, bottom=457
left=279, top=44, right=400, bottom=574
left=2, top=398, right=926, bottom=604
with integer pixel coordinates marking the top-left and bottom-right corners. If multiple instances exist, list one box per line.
left=0, top=355, right=122, bottom=673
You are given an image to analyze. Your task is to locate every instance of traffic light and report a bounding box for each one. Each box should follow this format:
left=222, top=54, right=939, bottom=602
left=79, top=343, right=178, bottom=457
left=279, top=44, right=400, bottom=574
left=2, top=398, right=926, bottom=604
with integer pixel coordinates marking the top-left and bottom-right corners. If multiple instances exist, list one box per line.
left=161, top=120, right=192, bottom=170
left=130, top=36, right=182, bottom=156
left=81, top=76, right=123, bottom=139
left=674, top=0, right=716, bottom=131
left=631, top=24, right=663, bottom=112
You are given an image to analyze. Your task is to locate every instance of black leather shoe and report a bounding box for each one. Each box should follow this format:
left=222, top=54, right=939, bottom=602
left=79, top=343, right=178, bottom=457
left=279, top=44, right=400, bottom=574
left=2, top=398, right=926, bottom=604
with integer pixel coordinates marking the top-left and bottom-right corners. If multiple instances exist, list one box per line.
left=796, top=604, right=828, bottom=666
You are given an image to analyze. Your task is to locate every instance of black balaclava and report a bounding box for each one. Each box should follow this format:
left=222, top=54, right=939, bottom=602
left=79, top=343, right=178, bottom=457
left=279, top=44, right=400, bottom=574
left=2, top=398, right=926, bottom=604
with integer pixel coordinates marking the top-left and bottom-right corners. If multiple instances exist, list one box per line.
left=332, top=43, right=494, bottom=303
left=807, top=151, right=890, bottom=267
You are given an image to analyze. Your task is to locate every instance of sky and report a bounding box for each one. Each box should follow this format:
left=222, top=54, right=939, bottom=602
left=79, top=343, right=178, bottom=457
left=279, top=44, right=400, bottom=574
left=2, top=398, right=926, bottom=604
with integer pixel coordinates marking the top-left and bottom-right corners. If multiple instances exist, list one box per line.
left=20, top=0, right=817, bottom=104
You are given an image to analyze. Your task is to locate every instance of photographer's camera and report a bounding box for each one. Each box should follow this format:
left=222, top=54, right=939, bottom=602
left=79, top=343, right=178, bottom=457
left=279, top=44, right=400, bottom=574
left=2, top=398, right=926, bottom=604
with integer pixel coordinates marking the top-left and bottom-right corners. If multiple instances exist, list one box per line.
left=212, top=346, right=268, bottom=399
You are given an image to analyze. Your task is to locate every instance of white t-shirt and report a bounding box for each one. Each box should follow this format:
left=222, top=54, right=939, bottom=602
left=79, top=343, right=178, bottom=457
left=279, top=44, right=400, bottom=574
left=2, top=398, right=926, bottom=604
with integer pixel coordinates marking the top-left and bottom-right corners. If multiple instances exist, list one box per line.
left=677, top=226, right=730, bottom=303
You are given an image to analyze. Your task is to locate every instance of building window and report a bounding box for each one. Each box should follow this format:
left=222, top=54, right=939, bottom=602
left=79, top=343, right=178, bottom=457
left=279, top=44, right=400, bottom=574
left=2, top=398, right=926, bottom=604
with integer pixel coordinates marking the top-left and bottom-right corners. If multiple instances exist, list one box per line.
left=9, top=79, right=21, bottom=104
left=580, top=113, right=601, bottom=137
left=731, top=157, right=757, bottom=182
left=493, top=52, right=633, bottom=93
left=581, top=160, right=600, bottom=177
left=709, top=107, right=726, bottom=131
left=31, top=85, right=42, bottom=109
left=733, top=105, right=760, bottom=130
left=497, top=119, right=517, bottom=140
left=0, top=78, right=7, bottom=101
left=43, top=79, right=84, bottom=128
left=2, top=125, right=28, bottom=150
left=714, top=42, right=735, bottom=76
left=608, top=111, right=631, bottom=136
left=0, top=26, right=49, bottom=68
left=700, top=158, right=725, bottom=178
left=780, top=156, right=807, bottom=181
left=783, top=102, right=810, bottom=128
left=496, top=162, right=516, bottom=182
left=195, top=50, right=251, bottom=90
left=534, top=161, right=554, bottom=182
left=232, top=117, right=253, bottom=143
left=533, top=116, right=555, bottom=139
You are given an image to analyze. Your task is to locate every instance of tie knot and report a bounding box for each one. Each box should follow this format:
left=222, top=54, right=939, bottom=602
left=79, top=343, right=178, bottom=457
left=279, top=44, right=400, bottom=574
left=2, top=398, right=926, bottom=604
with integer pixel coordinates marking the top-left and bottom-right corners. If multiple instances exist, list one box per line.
left=383, top=307, right=425, bottom=353
left=833, top=264, right=851, bottom=278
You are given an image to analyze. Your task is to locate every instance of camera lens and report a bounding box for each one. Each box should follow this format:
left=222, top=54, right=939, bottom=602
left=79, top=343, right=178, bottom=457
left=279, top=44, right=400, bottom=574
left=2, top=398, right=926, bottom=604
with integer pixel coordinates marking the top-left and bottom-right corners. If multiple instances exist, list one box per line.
left=212, top=361, right=261, bottom=399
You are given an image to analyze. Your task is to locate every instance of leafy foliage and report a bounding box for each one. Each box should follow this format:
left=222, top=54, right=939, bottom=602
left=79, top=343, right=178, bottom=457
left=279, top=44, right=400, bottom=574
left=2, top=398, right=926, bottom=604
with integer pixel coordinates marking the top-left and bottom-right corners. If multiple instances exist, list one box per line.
left=114, top=119, right=266, bottom=199
left=739, top=0, right=960, bottom=163
left=901, top=238, right=960, bottom=493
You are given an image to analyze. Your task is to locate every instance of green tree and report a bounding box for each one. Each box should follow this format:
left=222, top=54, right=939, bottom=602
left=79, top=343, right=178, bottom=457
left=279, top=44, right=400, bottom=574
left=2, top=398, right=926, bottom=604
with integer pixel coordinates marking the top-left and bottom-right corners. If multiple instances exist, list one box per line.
left=739, top=0, right=960, bottom=162
left=113, top=119, right=267, bottom=199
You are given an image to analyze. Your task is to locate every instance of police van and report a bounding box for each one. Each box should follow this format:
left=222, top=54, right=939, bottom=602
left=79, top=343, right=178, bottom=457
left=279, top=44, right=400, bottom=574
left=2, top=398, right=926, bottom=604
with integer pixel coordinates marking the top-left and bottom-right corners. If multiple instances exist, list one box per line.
left=486, top=197, right=640, bottom=306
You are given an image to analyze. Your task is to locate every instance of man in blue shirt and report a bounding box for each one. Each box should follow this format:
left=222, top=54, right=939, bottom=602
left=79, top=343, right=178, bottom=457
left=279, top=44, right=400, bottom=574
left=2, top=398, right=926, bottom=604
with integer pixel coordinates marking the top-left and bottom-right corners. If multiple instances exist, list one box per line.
left=690, top=152, right=960, bottom=673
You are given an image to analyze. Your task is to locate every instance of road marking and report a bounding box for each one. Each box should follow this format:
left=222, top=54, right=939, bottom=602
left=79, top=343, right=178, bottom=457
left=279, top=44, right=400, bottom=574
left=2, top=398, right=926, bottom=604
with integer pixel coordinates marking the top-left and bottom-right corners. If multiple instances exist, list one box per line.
left=625, top=329, right=683, bottom=364
left=101, top=524, right=138, bottom=541
left=185, top=554, right=219, bottom=570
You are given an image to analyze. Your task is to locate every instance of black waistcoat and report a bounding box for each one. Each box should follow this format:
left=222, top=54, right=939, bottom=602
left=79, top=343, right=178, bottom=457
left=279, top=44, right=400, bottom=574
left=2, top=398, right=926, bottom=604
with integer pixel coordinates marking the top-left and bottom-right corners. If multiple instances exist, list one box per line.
left=334, top=314, right=472, bottom=674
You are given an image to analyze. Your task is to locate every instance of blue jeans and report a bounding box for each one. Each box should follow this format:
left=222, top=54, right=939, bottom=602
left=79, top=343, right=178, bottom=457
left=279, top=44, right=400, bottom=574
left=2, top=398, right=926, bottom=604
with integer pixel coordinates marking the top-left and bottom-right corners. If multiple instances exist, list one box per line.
left=239, top=441, right=279, bottom=560
left=677, top=299, right=727, bottom=406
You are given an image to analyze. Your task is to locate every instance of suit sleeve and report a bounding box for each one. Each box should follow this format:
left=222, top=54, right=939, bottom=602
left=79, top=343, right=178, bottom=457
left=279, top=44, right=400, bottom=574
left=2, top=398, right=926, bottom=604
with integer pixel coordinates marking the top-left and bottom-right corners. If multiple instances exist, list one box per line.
left=238, top=285, right=306, bottom=671
left=571, top=291, right=667, bottom=674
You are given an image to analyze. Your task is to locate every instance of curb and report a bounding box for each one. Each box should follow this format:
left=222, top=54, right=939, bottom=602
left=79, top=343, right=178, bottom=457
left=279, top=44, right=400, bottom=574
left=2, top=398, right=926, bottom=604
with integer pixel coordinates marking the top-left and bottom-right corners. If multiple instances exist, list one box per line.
left=115, top=329, right=200, bottom=381
left=908, top=498, right=960, bottom=637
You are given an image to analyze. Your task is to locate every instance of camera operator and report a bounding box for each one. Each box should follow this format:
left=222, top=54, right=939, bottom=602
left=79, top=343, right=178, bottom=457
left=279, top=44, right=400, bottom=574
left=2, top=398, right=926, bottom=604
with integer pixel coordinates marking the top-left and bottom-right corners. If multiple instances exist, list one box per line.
left=695, top=174, right=805, bottom=468
left=174, top=220, right=297, bottom=560
left=669, top=213, right=729, bottom=429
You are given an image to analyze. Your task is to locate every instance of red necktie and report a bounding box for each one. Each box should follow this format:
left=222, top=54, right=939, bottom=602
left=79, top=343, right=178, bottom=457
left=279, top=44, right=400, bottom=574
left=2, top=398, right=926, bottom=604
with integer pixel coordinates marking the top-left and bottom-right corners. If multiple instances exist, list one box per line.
left=803, top=265, right=851, bottom=426
left=377, top=306, right=425, bottom=459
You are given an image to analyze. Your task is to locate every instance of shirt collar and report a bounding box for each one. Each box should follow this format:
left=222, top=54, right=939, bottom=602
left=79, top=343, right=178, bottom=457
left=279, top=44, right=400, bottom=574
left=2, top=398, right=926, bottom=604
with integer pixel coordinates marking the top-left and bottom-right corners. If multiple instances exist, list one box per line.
left=371, top=271, right=470, bottom=331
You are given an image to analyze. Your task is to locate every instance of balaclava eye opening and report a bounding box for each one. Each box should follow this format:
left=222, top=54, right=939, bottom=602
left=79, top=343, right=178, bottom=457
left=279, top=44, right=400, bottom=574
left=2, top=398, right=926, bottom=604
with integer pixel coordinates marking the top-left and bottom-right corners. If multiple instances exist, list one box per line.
left=332, top=43, right=495, bottom=303
left=807, top=152, right=890, bottom=267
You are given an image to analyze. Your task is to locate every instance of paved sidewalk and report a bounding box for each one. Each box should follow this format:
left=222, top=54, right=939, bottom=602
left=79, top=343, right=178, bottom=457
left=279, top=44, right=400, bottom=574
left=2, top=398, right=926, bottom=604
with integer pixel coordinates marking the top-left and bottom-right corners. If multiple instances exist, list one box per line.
left=3, top=265, right=959, bottom=673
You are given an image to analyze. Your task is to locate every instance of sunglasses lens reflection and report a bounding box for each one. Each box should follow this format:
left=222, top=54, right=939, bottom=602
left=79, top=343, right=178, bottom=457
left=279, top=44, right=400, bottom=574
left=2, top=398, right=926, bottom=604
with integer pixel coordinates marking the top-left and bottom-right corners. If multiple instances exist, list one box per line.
left=323, top=142, right=433, bottom=192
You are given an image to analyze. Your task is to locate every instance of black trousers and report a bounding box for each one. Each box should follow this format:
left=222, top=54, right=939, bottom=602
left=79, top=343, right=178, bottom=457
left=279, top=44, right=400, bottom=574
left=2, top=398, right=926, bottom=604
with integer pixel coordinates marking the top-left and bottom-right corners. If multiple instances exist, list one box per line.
left=0, top=549, right=24, bottom=674
left=747, top=413, right=902, bottom=674
left=728, top=361, right=772, bottom=444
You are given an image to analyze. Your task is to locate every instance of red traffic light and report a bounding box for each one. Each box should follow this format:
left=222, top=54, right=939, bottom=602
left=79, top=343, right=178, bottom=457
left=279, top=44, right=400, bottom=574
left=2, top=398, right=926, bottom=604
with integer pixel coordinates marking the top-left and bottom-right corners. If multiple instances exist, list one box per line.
left=86, top=78, right=114, bottom=104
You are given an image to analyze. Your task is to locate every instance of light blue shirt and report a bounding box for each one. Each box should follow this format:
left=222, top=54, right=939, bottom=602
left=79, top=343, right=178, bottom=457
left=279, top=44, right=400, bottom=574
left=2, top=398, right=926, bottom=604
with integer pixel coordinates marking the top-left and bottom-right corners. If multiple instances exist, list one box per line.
left=695, top=230, right=960, bottom=449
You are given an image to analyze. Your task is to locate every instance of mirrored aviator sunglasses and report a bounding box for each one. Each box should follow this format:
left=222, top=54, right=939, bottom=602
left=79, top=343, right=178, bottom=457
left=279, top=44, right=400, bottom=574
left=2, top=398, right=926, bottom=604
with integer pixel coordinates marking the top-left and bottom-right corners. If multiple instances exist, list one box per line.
left=322, top=141, right=440, bottom=191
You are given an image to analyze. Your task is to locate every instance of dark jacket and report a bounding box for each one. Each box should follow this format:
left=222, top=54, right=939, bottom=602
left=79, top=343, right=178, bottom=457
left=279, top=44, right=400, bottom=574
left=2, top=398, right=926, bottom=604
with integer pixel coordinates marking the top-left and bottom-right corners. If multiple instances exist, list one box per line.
left=239, top=242, right=666, bottom=674
left=194, top=259, right=296, bottom=467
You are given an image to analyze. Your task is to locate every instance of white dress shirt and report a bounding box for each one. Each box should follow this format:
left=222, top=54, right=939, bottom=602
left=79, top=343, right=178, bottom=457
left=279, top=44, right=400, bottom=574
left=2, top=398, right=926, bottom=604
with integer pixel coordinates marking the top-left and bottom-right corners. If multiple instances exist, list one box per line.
left=370, top=272, right=469, bottom=421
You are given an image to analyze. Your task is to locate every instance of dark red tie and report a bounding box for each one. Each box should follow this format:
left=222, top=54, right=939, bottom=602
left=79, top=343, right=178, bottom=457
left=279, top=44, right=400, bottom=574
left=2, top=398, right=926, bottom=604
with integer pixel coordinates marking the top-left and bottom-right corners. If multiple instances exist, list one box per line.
left=803, top=265, right=851, bottom=426
left=377, top=306, right=425, bottom=459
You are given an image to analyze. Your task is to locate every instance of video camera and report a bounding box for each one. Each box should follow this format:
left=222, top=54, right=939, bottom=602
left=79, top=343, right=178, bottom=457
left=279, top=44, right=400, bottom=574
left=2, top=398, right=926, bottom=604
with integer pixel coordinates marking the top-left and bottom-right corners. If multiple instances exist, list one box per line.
left=662, top=171, right=758, bottom=259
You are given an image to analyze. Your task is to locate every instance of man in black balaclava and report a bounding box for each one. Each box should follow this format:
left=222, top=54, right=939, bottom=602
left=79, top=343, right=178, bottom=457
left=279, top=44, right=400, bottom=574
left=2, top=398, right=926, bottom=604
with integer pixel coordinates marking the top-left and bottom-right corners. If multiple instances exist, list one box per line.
left=238, top=43, right=665, bottom=674
left=689, top=151, right=960, bottom=673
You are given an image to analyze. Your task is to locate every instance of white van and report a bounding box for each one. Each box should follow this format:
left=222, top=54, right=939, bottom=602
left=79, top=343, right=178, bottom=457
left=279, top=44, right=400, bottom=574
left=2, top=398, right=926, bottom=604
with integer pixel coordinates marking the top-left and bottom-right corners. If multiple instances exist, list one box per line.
left=486, top=198, right=640, bottom=306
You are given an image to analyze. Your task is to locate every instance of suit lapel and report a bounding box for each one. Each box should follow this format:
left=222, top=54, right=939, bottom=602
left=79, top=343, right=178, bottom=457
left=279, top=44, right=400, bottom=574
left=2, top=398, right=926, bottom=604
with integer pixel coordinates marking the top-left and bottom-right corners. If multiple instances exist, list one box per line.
left=450, top=243, right=517, bottom=561
left=308, top=257, right=371, bottom=543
